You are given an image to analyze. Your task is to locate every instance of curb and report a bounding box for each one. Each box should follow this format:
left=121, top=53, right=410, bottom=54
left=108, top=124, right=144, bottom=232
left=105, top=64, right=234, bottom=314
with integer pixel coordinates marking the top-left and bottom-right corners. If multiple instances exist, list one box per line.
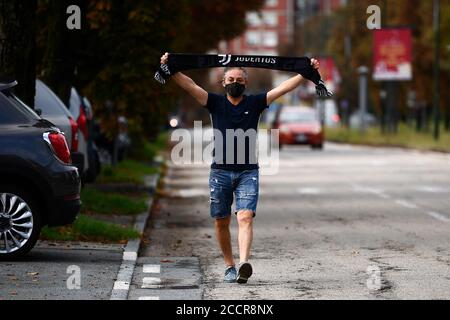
left=327, top=140, right=450, bottom=155
left=110, top=172, right=160, bottom=300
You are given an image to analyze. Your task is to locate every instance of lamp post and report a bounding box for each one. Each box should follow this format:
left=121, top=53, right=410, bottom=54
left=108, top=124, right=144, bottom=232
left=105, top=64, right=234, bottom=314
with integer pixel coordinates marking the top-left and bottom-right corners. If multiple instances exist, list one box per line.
left=358, top=66, right=369, bottom=134
left=432, top=0, right=441, bottom=140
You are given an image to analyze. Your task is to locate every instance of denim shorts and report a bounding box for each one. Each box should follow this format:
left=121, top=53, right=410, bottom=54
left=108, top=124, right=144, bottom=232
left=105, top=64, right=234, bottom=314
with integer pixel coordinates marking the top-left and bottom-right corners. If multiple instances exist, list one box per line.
left=209, top=168, right=259, bottom=219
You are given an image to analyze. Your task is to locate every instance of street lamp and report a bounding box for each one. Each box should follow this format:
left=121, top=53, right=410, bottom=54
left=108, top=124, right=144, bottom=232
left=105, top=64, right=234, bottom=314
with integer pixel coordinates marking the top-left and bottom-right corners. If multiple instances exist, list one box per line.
left=358, top=66, right=369, bottom=134
left=432, top=0, right=441, bottom=140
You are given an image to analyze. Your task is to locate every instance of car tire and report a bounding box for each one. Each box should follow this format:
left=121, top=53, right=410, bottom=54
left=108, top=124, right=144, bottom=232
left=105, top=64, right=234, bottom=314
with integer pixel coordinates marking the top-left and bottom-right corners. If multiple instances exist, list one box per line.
left=311, top=144, right=324, bottom=150
left=0, top=185, right=42, bottom=260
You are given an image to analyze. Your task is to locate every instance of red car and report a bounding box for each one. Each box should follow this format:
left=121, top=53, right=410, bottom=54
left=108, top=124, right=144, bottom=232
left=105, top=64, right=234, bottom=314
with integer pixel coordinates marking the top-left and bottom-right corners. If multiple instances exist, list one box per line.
left=273, top=106, right=324, bottom=150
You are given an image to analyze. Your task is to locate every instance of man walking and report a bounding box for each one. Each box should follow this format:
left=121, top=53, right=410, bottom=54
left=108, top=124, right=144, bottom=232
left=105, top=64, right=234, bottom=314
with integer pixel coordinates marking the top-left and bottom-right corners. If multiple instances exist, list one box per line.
left=160, top=52, right=320, bottom=284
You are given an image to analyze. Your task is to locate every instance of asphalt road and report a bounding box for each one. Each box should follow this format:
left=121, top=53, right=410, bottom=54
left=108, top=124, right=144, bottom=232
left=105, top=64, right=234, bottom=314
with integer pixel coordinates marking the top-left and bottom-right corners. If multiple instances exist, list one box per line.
left=137, top=142, right=450, bottom=300
left=0, top=241, right=123, bottom=300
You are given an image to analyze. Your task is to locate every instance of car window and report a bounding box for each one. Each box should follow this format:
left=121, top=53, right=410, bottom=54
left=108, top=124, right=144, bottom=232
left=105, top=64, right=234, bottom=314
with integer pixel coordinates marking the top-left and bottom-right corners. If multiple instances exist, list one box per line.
left=35, top=81, right=67, bottom=116
left=279, top=111, right=317, bottom=123
left=0, top=91, right=40, bottom=124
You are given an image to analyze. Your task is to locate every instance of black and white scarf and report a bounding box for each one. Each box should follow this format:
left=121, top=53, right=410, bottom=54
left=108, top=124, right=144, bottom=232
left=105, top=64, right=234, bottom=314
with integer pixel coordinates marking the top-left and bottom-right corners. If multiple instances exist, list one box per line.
left=154, top=53, right=332, bottom=97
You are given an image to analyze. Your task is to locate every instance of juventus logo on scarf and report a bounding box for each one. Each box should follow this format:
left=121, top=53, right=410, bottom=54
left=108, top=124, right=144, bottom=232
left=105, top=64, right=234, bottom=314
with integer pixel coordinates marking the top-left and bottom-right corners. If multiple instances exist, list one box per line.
left=154, top=53, right=333, bottom=97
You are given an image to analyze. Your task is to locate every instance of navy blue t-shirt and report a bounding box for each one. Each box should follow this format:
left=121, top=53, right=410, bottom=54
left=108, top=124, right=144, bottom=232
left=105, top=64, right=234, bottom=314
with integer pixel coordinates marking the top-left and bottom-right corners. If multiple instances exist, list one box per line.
left=206, top=92, right=268, bottom=171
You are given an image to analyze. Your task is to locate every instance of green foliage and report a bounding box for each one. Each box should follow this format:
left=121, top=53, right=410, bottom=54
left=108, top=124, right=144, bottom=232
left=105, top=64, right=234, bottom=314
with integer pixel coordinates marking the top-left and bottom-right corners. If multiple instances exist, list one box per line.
left=81, top=186, right=148, bottom=215
left=41, top=215, right=140, bottom=242
left=36, top=0, right=265, bottom=141
left=97, top=159, right=159, bottom=185
left=326, top=124, right=450, bottom=152
left=296, top=0, right=450, bottom=119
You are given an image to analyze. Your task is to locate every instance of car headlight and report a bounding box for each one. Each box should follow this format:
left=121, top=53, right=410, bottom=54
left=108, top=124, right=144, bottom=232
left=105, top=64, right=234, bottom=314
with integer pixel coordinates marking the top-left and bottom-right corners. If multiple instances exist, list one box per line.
left=279, top=125, right=290, bottom=134
left=312, top=126, right=322, bottom=134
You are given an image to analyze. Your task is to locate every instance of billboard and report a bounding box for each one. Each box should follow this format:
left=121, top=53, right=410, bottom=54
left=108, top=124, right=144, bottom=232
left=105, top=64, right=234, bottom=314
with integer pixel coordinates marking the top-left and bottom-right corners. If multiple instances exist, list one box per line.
left=373, top=28, right=413, bottom=81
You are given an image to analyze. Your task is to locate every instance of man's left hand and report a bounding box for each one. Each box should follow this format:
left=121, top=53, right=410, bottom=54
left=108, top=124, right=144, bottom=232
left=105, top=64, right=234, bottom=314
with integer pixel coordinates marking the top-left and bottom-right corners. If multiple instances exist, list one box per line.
left=311, top=58, right=320, bottom=70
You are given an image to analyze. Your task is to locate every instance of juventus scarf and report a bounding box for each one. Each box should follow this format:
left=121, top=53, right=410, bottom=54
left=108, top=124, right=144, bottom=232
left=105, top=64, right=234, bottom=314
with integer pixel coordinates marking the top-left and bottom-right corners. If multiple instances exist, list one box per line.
left=154, top=53, right=333, bottom=97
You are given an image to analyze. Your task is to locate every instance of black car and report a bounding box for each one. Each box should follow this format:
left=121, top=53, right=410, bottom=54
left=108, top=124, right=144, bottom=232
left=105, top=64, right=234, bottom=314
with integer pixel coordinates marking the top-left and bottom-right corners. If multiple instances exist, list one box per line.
left=0, top=81, right=81, bottom=260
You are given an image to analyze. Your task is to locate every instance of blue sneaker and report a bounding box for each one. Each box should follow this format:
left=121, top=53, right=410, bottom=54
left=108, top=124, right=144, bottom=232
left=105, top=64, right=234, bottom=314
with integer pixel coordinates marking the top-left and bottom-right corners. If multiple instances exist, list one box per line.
left=237, top=262, right=253, bottom=284
left=224, top=266, right=237, bottom=283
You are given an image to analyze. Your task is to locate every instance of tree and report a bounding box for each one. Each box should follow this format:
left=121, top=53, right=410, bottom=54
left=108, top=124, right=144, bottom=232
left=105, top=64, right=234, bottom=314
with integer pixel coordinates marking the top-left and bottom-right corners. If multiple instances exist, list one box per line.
left=0, top=0, right=37, bottom=107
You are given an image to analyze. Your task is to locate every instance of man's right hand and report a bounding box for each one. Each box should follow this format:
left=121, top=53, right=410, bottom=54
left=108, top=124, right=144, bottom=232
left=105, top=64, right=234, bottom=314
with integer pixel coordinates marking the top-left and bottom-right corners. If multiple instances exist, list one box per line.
left=160, top=52, right=169, bottom=65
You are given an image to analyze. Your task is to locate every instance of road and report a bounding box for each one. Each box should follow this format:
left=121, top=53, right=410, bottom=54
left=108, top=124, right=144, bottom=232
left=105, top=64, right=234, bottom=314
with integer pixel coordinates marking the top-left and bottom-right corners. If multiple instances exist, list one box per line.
left=132, top=142, right=450, bottom=300
left=0, top=241, right=123, bottom=300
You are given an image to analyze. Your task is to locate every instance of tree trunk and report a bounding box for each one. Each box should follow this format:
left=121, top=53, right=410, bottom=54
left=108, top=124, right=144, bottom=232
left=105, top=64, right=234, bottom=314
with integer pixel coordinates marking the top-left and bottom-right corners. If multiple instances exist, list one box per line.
left=0, top=0, right=37, bottom=108
left=41, top=0, right=87, bottom=106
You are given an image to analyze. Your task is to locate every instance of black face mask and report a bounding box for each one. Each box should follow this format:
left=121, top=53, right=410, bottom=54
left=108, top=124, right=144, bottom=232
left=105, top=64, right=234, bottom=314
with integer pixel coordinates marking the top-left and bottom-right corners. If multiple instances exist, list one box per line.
left=225, top=82, right=245, bottom=98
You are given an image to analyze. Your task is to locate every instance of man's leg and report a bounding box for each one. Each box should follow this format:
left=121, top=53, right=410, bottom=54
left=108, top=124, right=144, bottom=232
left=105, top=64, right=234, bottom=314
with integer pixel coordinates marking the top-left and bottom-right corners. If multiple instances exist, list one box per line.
left=236, top=210, right=253, bottom=263
left=215, top=216, right=235, bottom=267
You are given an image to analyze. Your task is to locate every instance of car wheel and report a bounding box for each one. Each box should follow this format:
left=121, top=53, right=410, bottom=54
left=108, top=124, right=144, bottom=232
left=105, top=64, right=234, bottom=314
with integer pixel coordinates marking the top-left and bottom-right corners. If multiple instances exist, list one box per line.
left=0, top=186, right=42, bottom=260
left=311, top=144, right=324, bottom=150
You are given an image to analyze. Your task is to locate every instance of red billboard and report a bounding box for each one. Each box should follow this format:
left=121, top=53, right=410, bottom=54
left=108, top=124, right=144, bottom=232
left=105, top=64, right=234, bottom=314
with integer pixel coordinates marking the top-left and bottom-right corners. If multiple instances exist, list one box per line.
left=373, top=28, right=413, bottom=81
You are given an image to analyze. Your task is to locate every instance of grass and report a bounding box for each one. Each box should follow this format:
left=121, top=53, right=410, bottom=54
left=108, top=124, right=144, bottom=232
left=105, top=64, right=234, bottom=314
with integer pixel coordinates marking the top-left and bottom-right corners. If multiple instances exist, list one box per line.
left=81, top=186, right=148, bottom=215
left=97, top=132, right=167, bottom=184
left=40, top=215, right=140, bottom=243
left=326, top=124, right=450, bottom=153
left=39, top=132, right=167, bottom=243
left=128, top=132, right=169, bottom=162
left=97, top=159, right=160, bottom=185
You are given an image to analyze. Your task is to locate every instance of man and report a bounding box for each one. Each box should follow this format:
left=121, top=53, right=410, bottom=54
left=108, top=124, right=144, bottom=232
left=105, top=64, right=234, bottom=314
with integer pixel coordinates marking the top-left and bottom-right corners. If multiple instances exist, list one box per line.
left=160, top=52, right=320, bottom=284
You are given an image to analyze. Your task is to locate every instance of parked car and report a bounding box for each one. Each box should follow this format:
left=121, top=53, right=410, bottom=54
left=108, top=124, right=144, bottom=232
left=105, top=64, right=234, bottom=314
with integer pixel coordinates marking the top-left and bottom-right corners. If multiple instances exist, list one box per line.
left=34, top=79, right=85, bottom=174
left=68, top=87, right=91, bottom=181
left=0, top=80, right=81, bottom=260
left=81, top=96, right=101, bottom=183
left=273, top=106, right=324, bottom=150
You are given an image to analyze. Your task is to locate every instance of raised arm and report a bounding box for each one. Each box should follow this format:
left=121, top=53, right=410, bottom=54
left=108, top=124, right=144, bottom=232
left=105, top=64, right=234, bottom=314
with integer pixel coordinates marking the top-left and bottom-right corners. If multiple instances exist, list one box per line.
left=160, top=53, right=208, bottom=106
left=266, top=58, right=320, bottom=105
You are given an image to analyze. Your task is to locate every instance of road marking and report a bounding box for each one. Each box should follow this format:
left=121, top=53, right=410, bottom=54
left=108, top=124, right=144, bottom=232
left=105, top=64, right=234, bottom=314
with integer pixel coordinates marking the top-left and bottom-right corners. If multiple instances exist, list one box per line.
left=138, top=296, right=160, bottom=300
left=415, top=186, right=448, bottom=193
left=143, top=264, right=161, bottom=274
left=395, top=200, right=419, bottom=209
left=123, top=251, right=137, bottom=261
left=178, top=189, right=206, bottom=198
left=113, top=281, right=130, bottom=291
left=426, top=211, right=450, bottom=223
left=142, top=277, right=162, bottom=289
left=370, top=160, right=387, bottom=166
left=352, top=184, right=390, bottom=199
left=297, top=188, right=321, bottom=195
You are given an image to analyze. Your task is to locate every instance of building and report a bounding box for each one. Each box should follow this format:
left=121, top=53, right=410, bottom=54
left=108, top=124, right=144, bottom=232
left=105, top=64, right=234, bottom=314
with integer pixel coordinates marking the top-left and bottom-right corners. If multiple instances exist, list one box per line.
left=219, top=0, right=295, bottom=56
left=218, top=0, right=347, bottom=56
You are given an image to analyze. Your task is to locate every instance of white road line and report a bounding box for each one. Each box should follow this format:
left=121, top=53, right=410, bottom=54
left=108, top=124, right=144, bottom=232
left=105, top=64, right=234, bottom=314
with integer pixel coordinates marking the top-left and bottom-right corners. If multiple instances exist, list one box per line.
left=113, top=281, right=130, bottom=291
left=138, top=296, right=160, bottom=300
left=395, top=200, right=419, bottom=209
left=352, top=184, right=390, bottom=199
left=426, top=211, right=450, bottom=223
left=297, top=188, right=321, bottom=195
left=123, top=251, right=137, bottom=261
left=143, top=264, right=161, bottom=274
left=370, top=160, right=387, bottom=166
left=415, top=186, right=448, bottom=193
left=142, top=277, right=162, bottom=289
left=178, top=189, right=207, bottom=198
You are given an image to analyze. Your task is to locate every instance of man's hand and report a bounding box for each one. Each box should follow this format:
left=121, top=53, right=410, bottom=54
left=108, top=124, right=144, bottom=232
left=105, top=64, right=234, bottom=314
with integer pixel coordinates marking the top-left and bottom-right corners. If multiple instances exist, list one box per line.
left=160, top=52, right=169, bottom=65
left=311, top=58, right=320, bottom=70
left=311, top=58, right=333, bottom=98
